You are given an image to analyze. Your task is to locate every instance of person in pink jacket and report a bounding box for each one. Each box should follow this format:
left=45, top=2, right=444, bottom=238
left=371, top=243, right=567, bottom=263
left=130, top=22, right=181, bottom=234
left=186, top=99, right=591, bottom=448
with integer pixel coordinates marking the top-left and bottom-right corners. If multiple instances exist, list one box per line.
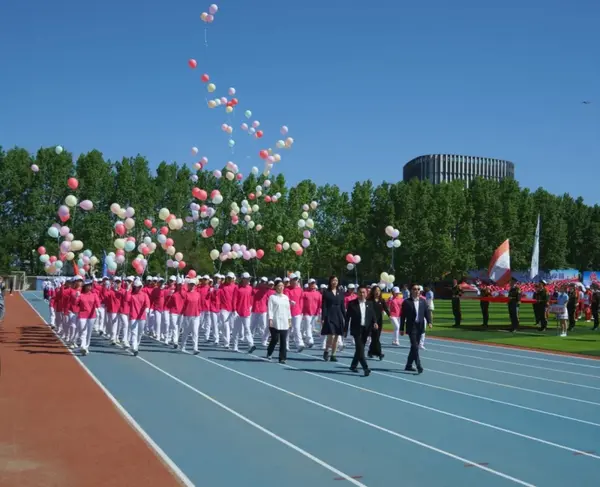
left=105, top=277, right=123, bottom=345
left=206, top=274, right=222, bottom=344
left=388, top=286, right=403, bottom=346
left=197, top=275, right=211, bottom=341
left=76, top=280, right=101, bottom=356
left=284, top=273, right=305, bottom=352
left=301, top=279, right=322, bottom=348
left=217, top=272, right=237, bottom=349
left=250, top=277, right=270, bottom=344
left=128, top=278, right=151, bottom=356
left=166, top=277, right=185, bottom=348
left=180, top=278, right=202, bottom=354
left=118, top=277, right=133, bottom=348
left=232, top=272, right=255, bottom=353
left=150, top=277, right=166, bottom=341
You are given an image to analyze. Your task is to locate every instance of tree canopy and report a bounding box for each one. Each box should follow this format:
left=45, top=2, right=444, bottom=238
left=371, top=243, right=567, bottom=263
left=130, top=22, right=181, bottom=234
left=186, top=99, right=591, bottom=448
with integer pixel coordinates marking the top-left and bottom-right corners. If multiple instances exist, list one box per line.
left=1, top=145, right=598, bottom=282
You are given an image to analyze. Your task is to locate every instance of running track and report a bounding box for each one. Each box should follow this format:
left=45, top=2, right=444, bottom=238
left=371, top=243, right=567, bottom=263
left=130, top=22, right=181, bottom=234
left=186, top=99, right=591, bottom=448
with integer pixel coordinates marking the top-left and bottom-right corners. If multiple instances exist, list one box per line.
left=21, top=291, right=600, bottom=486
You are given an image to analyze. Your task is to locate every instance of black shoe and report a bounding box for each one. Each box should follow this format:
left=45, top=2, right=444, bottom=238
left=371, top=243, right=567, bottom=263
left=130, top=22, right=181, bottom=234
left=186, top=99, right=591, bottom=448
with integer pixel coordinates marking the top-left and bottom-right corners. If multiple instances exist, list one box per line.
left=330, top=355, right=338, bottom=362
left=266, top=355, right=272, bottom=361
left=364, top=369, right=371, bottom=377
left=307, top=343, right=314, bottom=348
left=379, top=353, right=385, bottom=361
left=368, top=354, right=374, bottom=358
left=405, top=366, right=416, bottom=372
left=323, top=350, right=329, bottom=361
left=193, top=350, right=200, bottom=355
left=417, top=367, right=424, bottom=375
left=297, top=346, right=304, bottom=353
left=248, top=345, right=256, bottom=354
left=173, top=343, right=178, bottom=349
left=350, top=367, right=359, bottom=373
left=279, top=360, right=286, bottom=364
left=133, top=350, right=139, bottom=357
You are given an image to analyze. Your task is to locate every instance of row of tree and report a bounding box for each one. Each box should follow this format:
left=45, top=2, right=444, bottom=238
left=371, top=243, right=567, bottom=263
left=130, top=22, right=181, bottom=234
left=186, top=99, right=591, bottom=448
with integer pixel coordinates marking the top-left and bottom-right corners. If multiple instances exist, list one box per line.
left=1, top=145, right=598, bottom=282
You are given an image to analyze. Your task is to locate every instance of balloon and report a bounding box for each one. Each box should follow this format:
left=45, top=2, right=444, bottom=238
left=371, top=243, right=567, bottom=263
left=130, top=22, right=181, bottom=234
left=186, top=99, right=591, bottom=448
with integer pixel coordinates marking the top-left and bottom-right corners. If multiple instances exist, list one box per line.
left=125, top=207, right=135, bottom=218
left=353, top=255, right=361, bottom=264
left=228, top=139, right=235, bottom=148
left=392, top=229, right=400, bottom=239
left=385, top=225, right=394, bottom=237
left=144, top=219, right=152, bottom=228
left=252, top=120, right=260, bottom=128
left=295, top=249, right=303, bottom=256
left=65, top=195, right=78, bottom=207
left=79, top=200, right=93, bottom=211
left=114, top=239, right=125, bottom=250
left=188, top=59, right=197, bottom=69
left=209, top=4, right=218, bottom=14
left=48, top=227, right=59, bottom=239
left=297, top=219, right=306, bottom=228
left=347, top=263, right=355, bottom=271
left=110, top=203, right=121, bottom=214
left=244, top=110, right=252, bottom=119
left=276, top=140, right=285, bottom=149
left=380, top=272, right=389, bottom=283
left=393, top=239, right=401, bottom=248
left=386, top=240, right=394, bottom=249
left=174, top=252, right=183, bottom=262
left=210, top=217, right=219, bottom=228
left=124, top=241, right=136, bottom=252
left=55, top=145, right=63, bottom=155
left=160, top=226, right=169, bottom=236
left=124, top=218, right=135, bottom=230
left=301, top=238, right=310, bottom=248
left=280, top=126, right=288, bottom=135
left=259, top=150, right=269, bottom=159
left=255, top=130, right=263, bottom=139
left=70, top=240, right=83, bottom=251
left=205, top=14, right=214, bottom=23
left=256, top=249, right=264, bottom=259
left=158, top=208, right=170, bottom=220
left=282, top=242, right=290, bottom=251
left=345, top=253, right=354, bottom=264
left=201, top=73, right=210, bottom=83
left=275, top=243, right=283, bottom=252
left=31, top=164, right=39, bottom=173
left=310, top=201, right=318, bottom=210
left=67, top=177, right=79, bottom=190
left=210, top=249, right=219, bottom=260
left=207, top=83, right=216, bottom=93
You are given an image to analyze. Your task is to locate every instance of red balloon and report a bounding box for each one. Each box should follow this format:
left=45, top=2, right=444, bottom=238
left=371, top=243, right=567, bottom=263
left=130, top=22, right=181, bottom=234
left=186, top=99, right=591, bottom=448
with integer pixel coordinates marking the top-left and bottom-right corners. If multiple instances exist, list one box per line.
left=205, top=227, right=214, bottom=237
left=275, top=243, right=283, bottom=253
left=115, top=224, right=126, bottom=236
left=193, top=188, right=208, bottom=200
left=160, top=226, right=169, bottom=235
left=67, top=177, right=79, bottom=190
left=165, top=238, right=174, bottom=247
left=142, top=247, right=150, bottom=256
left=236, top=173, right=243, bottom=181
left=59, top=213, right=70, bottom=223
left=264, top=195, right=272, bottom=203
left=188, top=59, right=197, bottom=69
left=151, top=227, right=157, bottom=234
left=255, top=130, right=263, bottom=139
left=178, top=260, right=186, bottom=270
left=295, top=249, right=303, bottom=256
left=144, top=219, right=152, bottom=228
left=201, top=73, right=210, bottom=82
left=49, top=256, right=57, bottom=263
left=166, top=214, right=174, bottom=223
left=248, top=193, right=255, bottom=200
left=231, top=98, right=238, bottom=106
left=345, top=253, right=354, bottom=264
left=210, top=189, right=220, bottom=199
left=37, top=246, right=46, bottom=255
left=259, top=150, right=269, bottom=160
left=256, top=249, right=264, bottom=260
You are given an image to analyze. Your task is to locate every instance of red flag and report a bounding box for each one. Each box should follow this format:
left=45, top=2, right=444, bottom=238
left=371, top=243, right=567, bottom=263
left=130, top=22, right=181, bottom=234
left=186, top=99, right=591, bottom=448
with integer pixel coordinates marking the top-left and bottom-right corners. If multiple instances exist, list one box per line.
left=73, top=262, right=80, bottom=277
left=488, top=239, right=510, bottom=286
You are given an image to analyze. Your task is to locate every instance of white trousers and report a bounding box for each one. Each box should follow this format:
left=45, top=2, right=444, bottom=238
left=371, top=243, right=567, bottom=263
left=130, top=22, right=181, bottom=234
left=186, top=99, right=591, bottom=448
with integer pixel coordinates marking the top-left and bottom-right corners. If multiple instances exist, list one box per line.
left=67, top=312, right=78, bottom=344
left=301, top=315, right=318, bottom=345
left=78, top=318, right=95, bottom=351
left=49, top=307, right=56, bottom=327
left=233, top=315, right=253, bottom=349
left=219, top=310, right=233, bottom=347
left=95, top=306, right=106, bottom=333
left=106, top=312, right=118, bottom=341
left=152, top=309, right=163, bottom=338
left=251, top=312, right=267, bottom=338
left=390, top=316, right=401, bottom=343
left=118, top=313, right=130, bottom=346
left=55, top=312, right=64, bottom=334
left=162, top=311, right=171, bottom=343
left=286, top=315, right=304, bottom=349
left=181, top=316, right=201, bottom=352
left=420, top=332, right=426, bottom=348
left=205, top=311, right=219, bottom=342
left=130, top=319, right=146, bottom=352
left=168, top=313, right=181, bottom=345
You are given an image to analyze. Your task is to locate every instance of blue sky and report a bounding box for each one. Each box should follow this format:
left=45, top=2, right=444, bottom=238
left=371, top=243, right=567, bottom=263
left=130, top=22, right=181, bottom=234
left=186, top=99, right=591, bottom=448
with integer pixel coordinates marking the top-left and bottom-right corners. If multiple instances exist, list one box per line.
left=1, top=0, right=598, bottom=202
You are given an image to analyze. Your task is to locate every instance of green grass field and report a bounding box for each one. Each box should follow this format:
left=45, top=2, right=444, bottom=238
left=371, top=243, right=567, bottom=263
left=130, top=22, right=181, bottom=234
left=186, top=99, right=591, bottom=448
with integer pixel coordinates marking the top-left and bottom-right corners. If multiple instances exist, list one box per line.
left=382, top=299, right=600, bottom=357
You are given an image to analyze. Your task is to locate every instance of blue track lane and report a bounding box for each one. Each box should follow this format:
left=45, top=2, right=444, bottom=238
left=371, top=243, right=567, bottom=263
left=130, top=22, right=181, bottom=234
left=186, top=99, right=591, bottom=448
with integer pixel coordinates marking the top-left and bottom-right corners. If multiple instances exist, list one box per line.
left=22, top=292, right=600, bottom=487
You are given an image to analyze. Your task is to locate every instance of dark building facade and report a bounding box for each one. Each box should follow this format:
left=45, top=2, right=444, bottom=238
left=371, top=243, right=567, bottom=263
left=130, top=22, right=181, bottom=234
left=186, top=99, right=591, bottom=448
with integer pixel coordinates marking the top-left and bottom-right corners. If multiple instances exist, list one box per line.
left=403, top=154, right=515, bottom=187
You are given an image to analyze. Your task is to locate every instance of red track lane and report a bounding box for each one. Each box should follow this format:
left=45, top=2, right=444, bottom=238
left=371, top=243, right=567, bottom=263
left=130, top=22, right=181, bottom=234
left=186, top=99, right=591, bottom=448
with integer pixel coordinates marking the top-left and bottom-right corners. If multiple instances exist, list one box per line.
left=0, top=294, right=183, bottom=487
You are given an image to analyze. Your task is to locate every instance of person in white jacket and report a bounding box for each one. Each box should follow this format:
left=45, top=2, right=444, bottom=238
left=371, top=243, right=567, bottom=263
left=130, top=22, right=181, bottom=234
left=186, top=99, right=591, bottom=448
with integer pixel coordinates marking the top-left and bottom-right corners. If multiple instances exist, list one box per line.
left=266, top=281, right=292, bottom=364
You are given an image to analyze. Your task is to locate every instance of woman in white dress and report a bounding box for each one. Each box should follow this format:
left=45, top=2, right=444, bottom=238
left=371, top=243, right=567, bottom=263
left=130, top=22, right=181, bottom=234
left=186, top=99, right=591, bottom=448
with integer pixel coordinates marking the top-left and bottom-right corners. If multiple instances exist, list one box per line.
left=267, top=281, right=292, bottom=363
left=555, top=285, right=569, bottom=337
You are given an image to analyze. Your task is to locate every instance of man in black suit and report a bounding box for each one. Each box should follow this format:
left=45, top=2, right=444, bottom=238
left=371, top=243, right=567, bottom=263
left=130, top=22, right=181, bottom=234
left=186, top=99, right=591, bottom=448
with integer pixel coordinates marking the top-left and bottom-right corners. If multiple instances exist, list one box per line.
left=344, top=285, right=375, bottom=376
left=400, top=283, right=432, bottom=374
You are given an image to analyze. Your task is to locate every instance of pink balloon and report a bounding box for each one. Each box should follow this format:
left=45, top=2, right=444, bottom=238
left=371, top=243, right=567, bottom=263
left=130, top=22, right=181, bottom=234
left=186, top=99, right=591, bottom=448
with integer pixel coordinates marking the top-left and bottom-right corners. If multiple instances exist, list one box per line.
left=165, top=238, right=174, bottom=247
left=116, top=249, right=125, bottom=256
left=206, top=14, right=214, bottom=23
left=178, top=260, right=186, bottom=270
left=205, top=227, right=214, bottom=237
left=58, top=205, right=70, bottom=216
left=37, top=246, right=46, bottom=255
left=115, top=224, right=126, bottom=236
left=59, top=214, right=70, bottom=223
left=236, top=173, right=243, bottom=181
left=345, top=253, right=354, bottom=264
left=79, top=200, right=93, bottom=211
left=295, top=248, right=303, bottom=256
left=59, top=226, right=70, bottom=237
left=275, top=243, right=283, bottom=253
left=144, top=219, right=152, bottom=228
left=67, top=178, right=79, bottom=190
left=256, top=249, right=264, bottom=260
left=303, top=230, right=311, bottom=238
left=209, top=4, right=218, bottom=14
left=160, top=226, right=169, bottom=235
left=31, top=164, right=39, bottom=173
left=188, top=270, right=197, bottom=278
left=241, top=123, right=248, bottom=131
left=49, top=256, right=57, bottom=263
left=353, top=255, right=361, bottom=264
left=210, top=190, right=220, bottom=199
left=201, top=156, right=208, bottom=164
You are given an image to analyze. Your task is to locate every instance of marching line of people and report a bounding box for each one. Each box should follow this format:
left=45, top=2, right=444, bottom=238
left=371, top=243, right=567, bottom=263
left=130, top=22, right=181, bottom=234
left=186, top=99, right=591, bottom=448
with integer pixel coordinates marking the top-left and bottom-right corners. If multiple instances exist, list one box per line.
left=42, top=273, right=433, bottom=374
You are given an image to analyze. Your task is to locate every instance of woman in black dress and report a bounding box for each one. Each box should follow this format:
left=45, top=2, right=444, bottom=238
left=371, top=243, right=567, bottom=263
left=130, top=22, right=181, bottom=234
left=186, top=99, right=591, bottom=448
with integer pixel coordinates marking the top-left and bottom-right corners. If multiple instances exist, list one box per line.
left=321, top=275, right=345, bottom=362
left=368, top=285, right=389, bottom=360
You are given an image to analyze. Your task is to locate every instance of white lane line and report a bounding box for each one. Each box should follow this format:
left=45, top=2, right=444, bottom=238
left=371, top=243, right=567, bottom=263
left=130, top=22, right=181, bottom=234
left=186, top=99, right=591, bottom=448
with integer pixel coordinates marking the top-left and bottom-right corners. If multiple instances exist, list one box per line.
left=309, top=350, right=600, bottom=428
left=418, top=348, right=600, bottom=379
left=379, top=346, right=600, bottom=391
left=425, top=335, right=600, bottom=363
left=137, top=357, right=368, bottom=486
left=21, top=294, right=194, bottom=487
left=165, top=350, right=535, bottom=486
left=420, top=341, right=600, bottom=370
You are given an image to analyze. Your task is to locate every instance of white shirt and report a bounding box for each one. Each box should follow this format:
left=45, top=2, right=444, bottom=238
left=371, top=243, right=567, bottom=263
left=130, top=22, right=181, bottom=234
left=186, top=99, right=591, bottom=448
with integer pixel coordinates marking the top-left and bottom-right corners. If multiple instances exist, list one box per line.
left=359, top=300, right=366, bottom=327
left=413, top=298, right=420, bottom=318
left=267, top=293, right=292, bottom=330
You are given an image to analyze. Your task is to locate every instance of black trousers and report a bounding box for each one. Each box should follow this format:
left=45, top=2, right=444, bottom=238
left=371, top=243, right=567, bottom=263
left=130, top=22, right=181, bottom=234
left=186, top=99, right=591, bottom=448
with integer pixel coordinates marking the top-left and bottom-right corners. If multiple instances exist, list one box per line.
left=267, top=328, right=288, bottom=361
left=452, top=298, right=461, bottom=326
left=536, top=304, right=548, bottom=329
left=368, top=323, right=383, bottom=357
left=508, top=304, right=519, bottom=331
left=567, top=305, right=576, bottom=330
left=480, top=301, right=489, bottom=326
left=592, top=304, right=599, bottom=329
left=406, top=329, right=423, bottom=369
left=351, top=328, right=370, bottom=371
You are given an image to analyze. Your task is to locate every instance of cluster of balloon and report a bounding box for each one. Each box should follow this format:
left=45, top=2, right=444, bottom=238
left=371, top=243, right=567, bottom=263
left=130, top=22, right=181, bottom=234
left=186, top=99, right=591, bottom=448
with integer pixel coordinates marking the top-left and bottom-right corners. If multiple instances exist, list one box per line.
left=345, top=253, right=362, bottom=271
left=157, top=207, right=186, bottom=271
left=38, top=244, right=98, bottom=276
left=379, top=272, right=396, bottom=288
left=278, top=200, right=319, bottom=256
left=209, top=243, right=265, bottom=262
left=384, top=225, right=401, bottom=248
left=200, top=3, right=219, bottom=23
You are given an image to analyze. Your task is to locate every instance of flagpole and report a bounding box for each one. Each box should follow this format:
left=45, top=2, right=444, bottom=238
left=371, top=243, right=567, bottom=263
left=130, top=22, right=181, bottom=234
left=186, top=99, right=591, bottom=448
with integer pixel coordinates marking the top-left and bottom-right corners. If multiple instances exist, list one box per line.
left=530, top=214, right=540, bottom=281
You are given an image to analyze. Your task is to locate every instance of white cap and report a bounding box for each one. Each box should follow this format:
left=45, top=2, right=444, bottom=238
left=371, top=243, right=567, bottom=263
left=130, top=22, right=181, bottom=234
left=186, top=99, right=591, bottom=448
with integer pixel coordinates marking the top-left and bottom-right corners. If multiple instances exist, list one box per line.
left=186, top=278, right=198, bottom=285
left=202, top=274, right=210, bottom=280
left=283, top=277, right=290, bottom=282
left=241, top=272, right=251, bottom=279
left=347, top=283, right=355, bottom=289
left=289, top=273, right=298, bottom=280
left=133, top=278, right=143, bottom=287
left=126, top=276, right=134, bottom=281
left=226, top=272, right=236, bottom=279
left=169, top=276, right=177, bottom=281
left=303, top=283, right=308, bottom=288
left=320, top=284, right=327, bottom=289
left=308, top=278, right=316, bottom=284
left=158, top=277, right=165, bottom=282
left=260, top=276, right=268, bottom=282
left=152, top=276, right=159, bottom=281
left=268, top=280, right=274, bottom=285
left=146, top=276, right=152, bottom=281
left=113, top=276, right=121, bottom=282
left=392, top=286, right=400, bottom=293
left=176, top=277, right=184, bottom=284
